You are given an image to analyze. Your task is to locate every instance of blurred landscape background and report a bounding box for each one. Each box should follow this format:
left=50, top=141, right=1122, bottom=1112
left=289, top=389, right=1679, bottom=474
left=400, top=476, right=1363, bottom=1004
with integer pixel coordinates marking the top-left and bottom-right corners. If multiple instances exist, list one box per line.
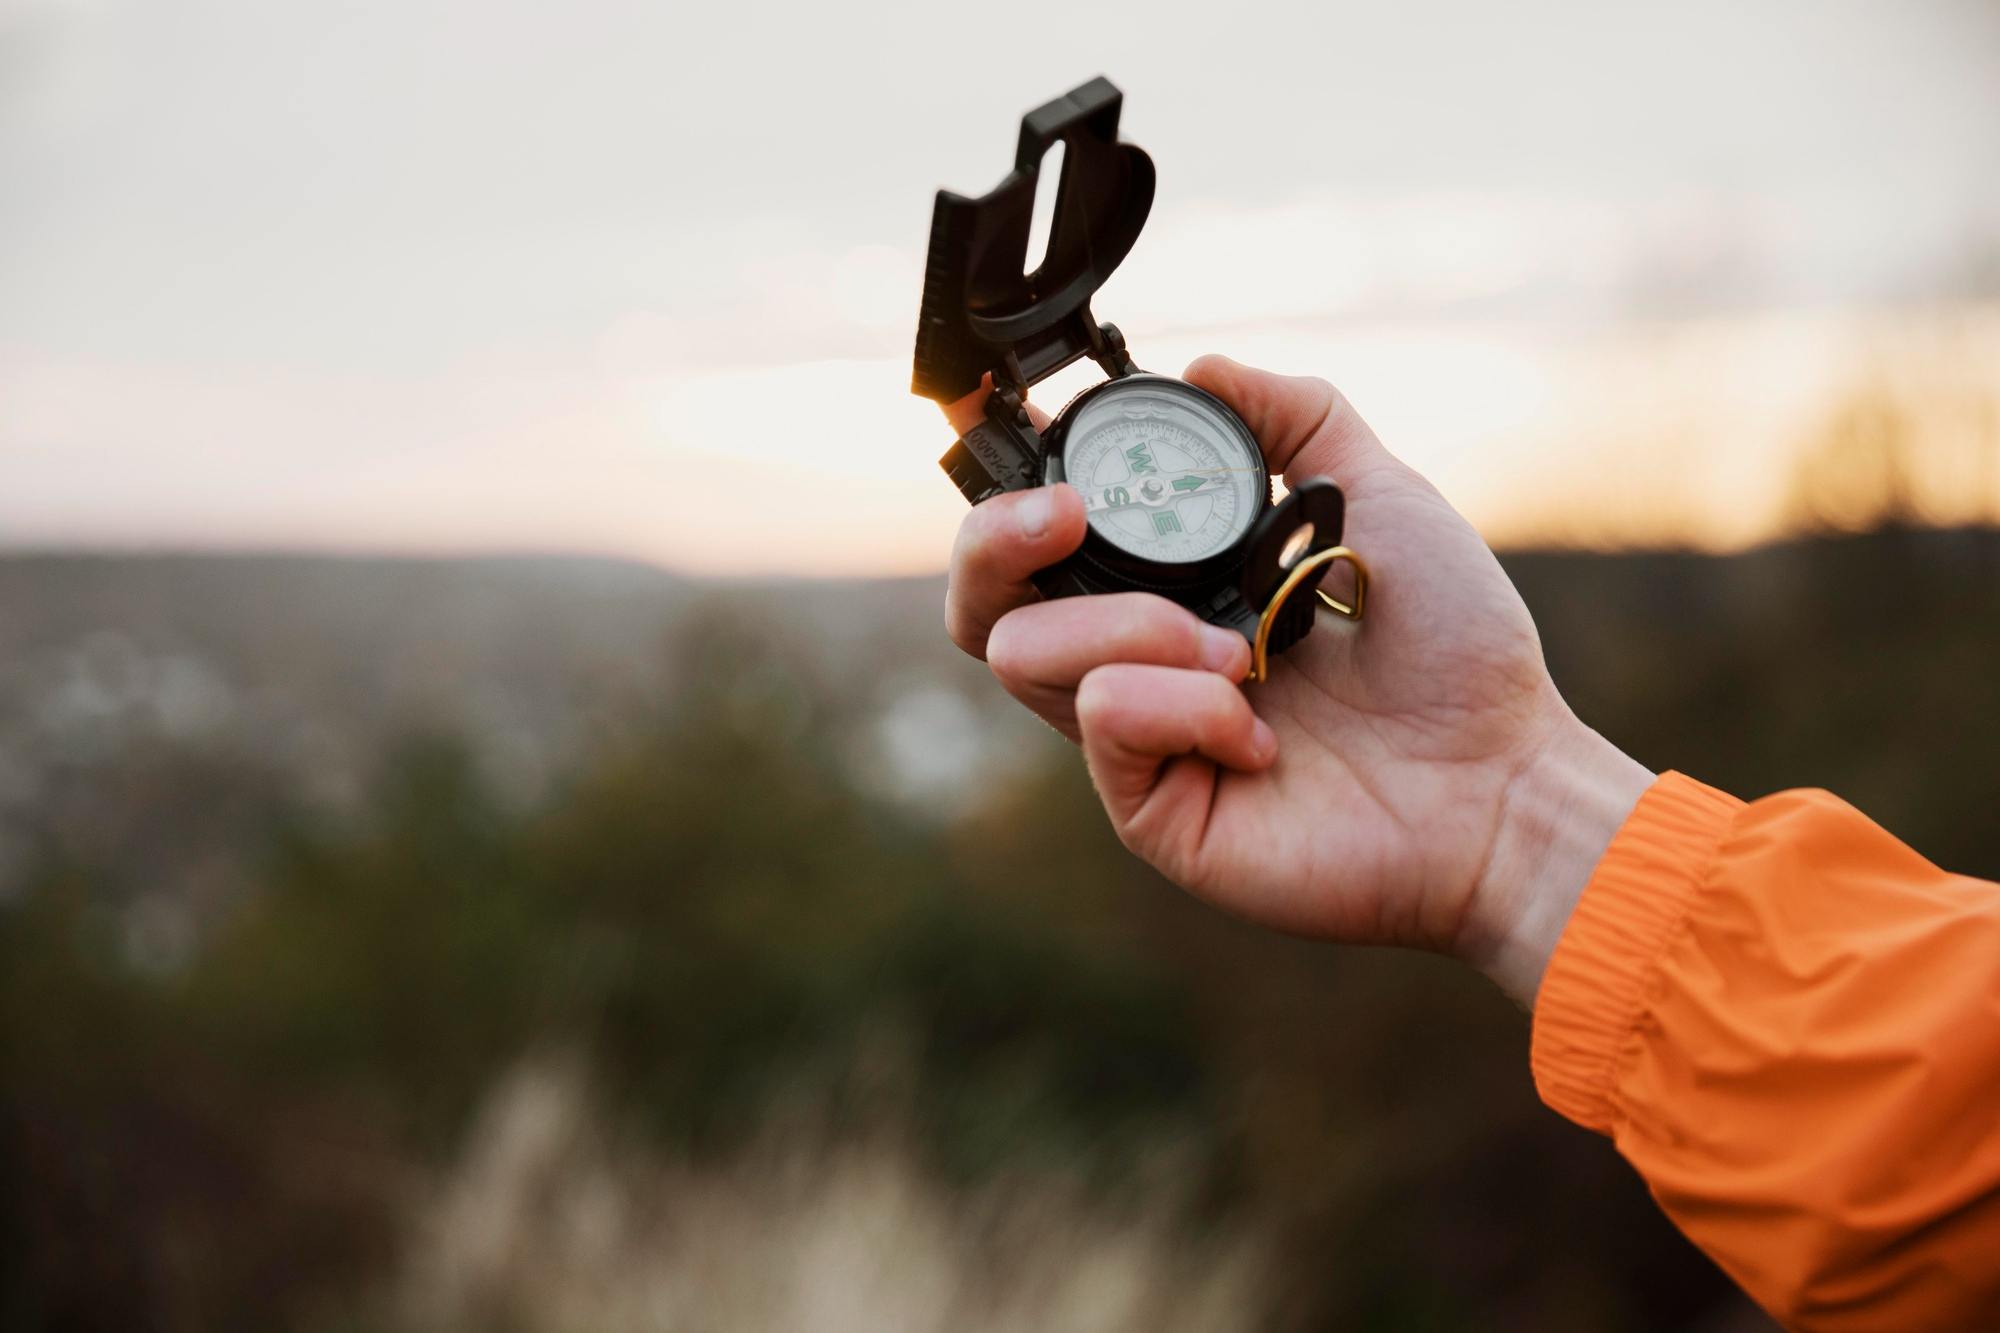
left=5, top=521, right=2000, bottom=1333
left=4, top=0, right=2000, bottom=1329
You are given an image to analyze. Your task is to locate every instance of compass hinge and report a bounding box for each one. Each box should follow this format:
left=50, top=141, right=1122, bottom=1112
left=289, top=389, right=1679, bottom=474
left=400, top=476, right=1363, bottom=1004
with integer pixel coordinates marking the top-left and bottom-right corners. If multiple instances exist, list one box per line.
left=1089, top=321, right=1138, bottom=379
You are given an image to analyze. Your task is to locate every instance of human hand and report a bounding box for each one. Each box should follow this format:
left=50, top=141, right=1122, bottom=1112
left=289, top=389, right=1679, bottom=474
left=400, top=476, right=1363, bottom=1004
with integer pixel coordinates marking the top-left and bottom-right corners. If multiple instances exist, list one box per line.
left=943, top=358, right=1654, bottom=1007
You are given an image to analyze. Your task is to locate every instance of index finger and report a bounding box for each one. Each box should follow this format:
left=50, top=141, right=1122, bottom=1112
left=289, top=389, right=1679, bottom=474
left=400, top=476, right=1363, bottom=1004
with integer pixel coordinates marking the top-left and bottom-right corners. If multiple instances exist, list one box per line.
left=940, top=379, right=1072, bottom=659
left=945, top=484, right=1087, bottom=659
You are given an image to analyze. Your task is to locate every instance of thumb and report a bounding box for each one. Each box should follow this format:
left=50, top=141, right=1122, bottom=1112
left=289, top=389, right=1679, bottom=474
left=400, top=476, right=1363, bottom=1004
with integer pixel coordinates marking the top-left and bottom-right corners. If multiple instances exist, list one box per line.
left=1183, top=355, right=1396, bottom=484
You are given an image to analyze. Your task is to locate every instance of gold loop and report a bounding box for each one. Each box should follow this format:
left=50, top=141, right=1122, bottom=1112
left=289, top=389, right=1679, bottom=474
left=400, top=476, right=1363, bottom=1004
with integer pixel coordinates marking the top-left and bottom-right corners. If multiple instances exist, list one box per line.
left=1248, top=546, right=1369, bottom=684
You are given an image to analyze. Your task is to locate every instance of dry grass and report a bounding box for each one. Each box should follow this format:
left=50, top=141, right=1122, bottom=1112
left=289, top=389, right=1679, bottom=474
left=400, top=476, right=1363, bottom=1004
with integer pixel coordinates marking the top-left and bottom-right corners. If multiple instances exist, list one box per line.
left=389, top=1058, right=1270, bottom=1333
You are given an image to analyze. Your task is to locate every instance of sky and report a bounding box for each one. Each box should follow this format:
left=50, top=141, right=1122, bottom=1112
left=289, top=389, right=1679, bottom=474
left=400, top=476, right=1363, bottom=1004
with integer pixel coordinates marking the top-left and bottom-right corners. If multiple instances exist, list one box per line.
left=1, top=0, right=1998, bottom=573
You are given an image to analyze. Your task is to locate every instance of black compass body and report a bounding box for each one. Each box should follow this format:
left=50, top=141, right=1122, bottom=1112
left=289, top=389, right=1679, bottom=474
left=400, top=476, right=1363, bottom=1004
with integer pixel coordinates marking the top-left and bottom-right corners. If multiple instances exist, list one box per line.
left=912, top=78, right=1354, bottom=660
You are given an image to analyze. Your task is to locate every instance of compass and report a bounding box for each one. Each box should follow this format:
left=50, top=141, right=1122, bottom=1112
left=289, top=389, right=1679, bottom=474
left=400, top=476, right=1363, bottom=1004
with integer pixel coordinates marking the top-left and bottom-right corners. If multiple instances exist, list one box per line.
left=911, top=78, right=1366, bottom=679
left=1056, top=375, right=1262, bottom=569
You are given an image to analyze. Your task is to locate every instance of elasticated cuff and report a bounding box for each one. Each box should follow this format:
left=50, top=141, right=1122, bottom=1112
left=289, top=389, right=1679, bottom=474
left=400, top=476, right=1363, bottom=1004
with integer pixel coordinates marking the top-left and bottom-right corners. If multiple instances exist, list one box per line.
left=1530, top=771, right=1744, bottom=1134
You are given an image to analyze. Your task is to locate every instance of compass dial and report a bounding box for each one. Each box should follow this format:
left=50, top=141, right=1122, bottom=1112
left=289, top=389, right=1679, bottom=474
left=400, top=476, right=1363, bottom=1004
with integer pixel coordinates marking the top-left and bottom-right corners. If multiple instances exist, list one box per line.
left=1065, top=381, right=1265, bottom=564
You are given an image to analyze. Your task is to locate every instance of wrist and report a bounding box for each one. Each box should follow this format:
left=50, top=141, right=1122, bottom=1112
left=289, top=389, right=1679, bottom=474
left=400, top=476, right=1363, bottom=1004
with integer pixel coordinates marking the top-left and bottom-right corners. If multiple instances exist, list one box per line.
left=1460, top=713, right=1655, bottom=1009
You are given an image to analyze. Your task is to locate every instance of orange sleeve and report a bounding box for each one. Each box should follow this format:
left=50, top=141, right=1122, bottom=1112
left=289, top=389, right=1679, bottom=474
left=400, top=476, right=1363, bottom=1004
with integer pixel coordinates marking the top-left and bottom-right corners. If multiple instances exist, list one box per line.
left=1531, top=772, right=2000, bottom=1331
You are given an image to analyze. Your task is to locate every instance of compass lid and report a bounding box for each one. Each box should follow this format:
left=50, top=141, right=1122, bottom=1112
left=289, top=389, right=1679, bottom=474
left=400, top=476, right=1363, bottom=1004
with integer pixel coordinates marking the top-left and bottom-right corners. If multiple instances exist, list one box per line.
left=910, top=77, right=1155, bottom=405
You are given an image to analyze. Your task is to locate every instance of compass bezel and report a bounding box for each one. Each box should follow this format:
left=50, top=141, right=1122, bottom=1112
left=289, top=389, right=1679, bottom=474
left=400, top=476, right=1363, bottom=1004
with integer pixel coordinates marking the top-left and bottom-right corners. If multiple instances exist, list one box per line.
left=1044, top=374, right=1272, bottom=591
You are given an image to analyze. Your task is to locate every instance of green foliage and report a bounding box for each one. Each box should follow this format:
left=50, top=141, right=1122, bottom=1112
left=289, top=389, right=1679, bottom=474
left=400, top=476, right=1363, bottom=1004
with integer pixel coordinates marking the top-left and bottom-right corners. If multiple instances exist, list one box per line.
left=2, top=622, right=1224, bottom=1329
left=180, top=644, right=1211, bottom=1165
left=1511, top=527, right=2000, bottom=878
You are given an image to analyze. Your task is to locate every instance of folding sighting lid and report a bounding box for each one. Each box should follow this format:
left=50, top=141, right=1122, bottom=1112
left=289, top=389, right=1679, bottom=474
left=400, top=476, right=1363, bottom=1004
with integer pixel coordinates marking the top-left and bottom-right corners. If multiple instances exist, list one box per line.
left=910, top=77, right=1154, bottom=404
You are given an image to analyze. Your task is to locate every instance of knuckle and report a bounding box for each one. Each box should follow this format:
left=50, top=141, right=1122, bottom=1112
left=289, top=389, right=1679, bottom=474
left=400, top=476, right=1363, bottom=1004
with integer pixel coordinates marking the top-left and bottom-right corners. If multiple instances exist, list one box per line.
left=1163, top=607, right=1207, bottom=663
left=943, top=589, right=989, bottom=657
left=1073, top=665, right=1123, bottom=721
left=983, top=614, right=1028, bottom=675
left=1103, top=594, right=1198, bottom=659
left=1296, top=374, right=1343, bottom=425
left=1160, top=607, right=1208, bottom=665
left=944, top=616, right=982, bottom=659
left=950, top=500, right=1005, bottom=567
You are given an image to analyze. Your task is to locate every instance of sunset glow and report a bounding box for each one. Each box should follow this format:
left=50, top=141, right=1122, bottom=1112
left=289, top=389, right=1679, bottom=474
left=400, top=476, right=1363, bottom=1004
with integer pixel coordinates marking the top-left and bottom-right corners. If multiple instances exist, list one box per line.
left=1, top=0, right=1996, bottom=573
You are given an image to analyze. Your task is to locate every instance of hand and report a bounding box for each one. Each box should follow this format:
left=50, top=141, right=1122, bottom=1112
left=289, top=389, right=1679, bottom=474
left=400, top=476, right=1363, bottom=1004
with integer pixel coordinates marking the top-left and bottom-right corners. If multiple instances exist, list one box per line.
left=943, top=358, right=1654, bottom=1007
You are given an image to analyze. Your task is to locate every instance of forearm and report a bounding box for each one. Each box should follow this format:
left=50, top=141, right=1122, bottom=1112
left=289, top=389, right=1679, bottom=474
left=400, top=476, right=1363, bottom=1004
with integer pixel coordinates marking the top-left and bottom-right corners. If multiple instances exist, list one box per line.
left=1531, top=776, right=2000, bottom=1330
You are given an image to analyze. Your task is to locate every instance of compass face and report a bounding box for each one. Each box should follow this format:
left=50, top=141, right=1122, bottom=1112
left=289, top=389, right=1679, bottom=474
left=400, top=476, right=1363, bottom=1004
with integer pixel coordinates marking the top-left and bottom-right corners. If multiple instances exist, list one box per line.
left=1064, top=380, right=1265, bottom=564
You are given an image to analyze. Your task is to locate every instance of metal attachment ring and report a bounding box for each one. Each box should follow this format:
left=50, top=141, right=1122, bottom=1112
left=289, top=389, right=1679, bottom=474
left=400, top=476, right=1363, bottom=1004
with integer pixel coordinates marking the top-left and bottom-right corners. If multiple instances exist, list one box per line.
left=1248, top=546, right=1368, bottom=684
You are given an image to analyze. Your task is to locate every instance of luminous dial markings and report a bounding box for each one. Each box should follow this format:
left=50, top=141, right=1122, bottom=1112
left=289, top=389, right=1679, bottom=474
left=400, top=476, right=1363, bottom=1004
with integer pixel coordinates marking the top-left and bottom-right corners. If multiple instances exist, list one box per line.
left=1062, top=384, right=1263, bottom=564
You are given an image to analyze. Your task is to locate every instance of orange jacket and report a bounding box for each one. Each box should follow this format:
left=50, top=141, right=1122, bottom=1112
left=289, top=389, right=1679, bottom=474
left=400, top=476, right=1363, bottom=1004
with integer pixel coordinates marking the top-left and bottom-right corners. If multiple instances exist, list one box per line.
left=1532, top=773, right=2000, bottom=1331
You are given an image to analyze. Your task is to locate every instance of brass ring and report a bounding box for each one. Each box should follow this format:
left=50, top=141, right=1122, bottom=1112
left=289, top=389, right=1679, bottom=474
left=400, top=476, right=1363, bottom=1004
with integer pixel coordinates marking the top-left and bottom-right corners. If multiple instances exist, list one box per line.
left=1249, top=546, right=1368, bottom=683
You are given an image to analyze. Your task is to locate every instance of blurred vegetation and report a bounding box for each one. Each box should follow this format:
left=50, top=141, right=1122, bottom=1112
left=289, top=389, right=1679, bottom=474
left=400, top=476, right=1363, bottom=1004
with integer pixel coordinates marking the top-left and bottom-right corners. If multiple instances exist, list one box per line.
left=4, top=524, right=1999, bottom=1331
left=1519, top=525, right=2000, bottom=878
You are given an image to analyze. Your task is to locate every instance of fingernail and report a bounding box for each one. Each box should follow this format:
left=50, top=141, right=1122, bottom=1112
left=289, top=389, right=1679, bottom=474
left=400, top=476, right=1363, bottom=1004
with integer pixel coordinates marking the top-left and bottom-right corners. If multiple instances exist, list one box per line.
left=1251, top=718, right=1277, bottom=762
left=1199, top=624, right=1246, bottom=676
left=1016, top=489, right=1054, bottom=540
